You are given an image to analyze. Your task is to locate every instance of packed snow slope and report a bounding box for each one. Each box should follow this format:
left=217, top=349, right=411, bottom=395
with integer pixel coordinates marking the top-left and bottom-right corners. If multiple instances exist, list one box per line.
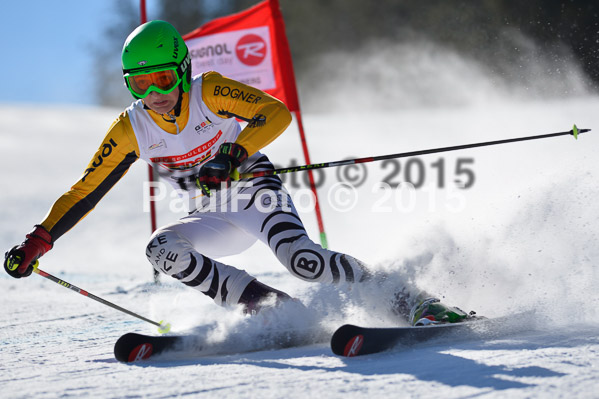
left=1, top=46, right=599, bottom=397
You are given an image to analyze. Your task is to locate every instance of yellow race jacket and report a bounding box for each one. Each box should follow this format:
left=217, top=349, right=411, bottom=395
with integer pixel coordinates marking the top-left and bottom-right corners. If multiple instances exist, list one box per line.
left=40, top=71, right=292, bottom=242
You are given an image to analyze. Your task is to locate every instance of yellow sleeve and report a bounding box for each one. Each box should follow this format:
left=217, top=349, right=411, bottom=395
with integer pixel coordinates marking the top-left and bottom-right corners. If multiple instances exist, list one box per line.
left=201, top=71, right=292, bottom=156
left=40, top=112, right=140, bottom=241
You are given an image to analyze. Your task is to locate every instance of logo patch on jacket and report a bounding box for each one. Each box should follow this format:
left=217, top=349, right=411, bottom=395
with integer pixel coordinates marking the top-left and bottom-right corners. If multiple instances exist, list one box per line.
left=194, top=118, right=214, bottom=135
left=148, top=140, right=166, bottom=151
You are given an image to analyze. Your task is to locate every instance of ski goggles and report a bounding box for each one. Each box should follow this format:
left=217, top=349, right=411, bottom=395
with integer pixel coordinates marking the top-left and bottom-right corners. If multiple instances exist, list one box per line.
left=124, top=66, right=182, bottom=99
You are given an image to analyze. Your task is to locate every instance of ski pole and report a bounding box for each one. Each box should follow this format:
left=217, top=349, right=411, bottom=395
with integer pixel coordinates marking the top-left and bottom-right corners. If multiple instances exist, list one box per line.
left=236, top=125, right=590, bottom=180
left=32, top=261, right=171, bottom=334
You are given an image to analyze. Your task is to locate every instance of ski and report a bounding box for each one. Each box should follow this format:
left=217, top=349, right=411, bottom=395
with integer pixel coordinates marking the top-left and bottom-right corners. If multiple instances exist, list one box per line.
left=331, top=316, right=514, bottom=357
left=114, top=333, right=193, bottom=362
left=115, top=325, right=328, bottom=363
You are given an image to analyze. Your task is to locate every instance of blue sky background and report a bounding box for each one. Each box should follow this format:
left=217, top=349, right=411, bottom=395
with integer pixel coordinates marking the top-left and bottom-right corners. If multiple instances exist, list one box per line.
left=0, top=1, right=149, bottom=106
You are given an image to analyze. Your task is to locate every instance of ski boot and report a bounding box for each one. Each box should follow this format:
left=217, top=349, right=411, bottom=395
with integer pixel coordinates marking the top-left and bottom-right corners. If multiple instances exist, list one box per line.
left=238, top=279, right=293, bottom=316
left=409, top=297, right=471, bottom=326
left=390, top=287, right=414, bottom=319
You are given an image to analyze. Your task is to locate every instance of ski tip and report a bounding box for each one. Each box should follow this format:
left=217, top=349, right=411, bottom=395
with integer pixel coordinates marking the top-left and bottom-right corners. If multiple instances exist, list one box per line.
left=114, top=333, right=154, bottom=363
left=331, top=324, right=366, bottom=357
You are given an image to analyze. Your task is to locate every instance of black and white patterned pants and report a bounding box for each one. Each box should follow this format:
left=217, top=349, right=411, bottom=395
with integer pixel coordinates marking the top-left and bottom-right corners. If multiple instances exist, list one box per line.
left=145, top=153, right=370, bottom=307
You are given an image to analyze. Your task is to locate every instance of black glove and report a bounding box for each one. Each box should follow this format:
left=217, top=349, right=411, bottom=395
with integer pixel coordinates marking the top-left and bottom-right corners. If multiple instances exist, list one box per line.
left=4, top=225, right=53, bottom=278
left=196, top=143, right=248, bottom=196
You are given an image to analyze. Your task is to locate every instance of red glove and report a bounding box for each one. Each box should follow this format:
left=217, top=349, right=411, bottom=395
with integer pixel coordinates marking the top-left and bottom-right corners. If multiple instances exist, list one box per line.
left=196, top=143, right=248, bottom=196
left=4, top=225, right=53, bottom=278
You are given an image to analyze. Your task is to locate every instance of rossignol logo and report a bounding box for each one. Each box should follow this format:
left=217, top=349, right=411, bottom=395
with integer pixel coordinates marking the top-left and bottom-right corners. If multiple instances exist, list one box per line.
left=236, top=34, right=267, bottom=66
left=129, top=343, right=153, bottom=362
left=343, top=335, right=364, bottom=357
left=82, top=138, right=118, bottom=182
left=190, top=44, right=232, bottom=59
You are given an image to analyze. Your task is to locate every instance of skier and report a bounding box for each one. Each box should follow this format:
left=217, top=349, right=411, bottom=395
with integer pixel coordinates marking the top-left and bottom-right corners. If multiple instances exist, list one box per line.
left=3, top=20, right=467, bottom=326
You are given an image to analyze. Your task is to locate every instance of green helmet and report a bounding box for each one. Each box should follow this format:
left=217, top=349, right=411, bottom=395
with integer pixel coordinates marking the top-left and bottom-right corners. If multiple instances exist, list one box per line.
left=122, top=20, right=192, bottom=99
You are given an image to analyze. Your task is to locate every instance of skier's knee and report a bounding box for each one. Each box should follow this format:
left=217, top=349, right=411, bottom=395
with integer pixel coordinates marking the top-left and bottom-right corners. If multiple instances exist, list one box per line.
left=145, top=229, right=193, bottom=276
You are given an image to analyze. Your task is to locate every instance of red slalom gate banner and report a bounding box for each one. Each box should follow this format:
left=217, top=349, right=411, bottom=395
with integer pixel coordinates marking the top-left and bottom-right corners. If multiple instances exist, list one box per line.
left=182, top=0, right=299, bottom=112
left=182, top=0, right=329, bottom=248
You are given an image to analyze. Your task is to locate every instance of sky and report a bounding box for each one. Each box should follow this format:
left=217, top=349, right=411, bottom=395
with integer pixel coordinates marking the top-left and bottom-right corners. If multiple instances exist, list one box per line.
left=0, top=1, right=146, bottom=106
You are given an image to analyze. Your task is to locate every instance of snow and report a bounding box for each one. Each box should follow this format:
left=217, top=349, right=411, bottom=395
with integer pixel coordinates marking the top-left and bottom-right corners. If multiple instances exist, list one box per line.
left=2, top=60, right=599, bottom=397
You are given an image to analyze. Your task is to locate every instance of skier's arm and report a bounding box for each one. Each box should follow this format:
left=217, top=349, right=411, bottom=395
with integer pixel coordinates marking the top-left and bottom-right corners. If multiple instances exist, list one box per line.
left=4, top=113, right=140, bottom=278
left=39, top=112, right=140, bottom=241
left=201, top=71, right=292, bottom=156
